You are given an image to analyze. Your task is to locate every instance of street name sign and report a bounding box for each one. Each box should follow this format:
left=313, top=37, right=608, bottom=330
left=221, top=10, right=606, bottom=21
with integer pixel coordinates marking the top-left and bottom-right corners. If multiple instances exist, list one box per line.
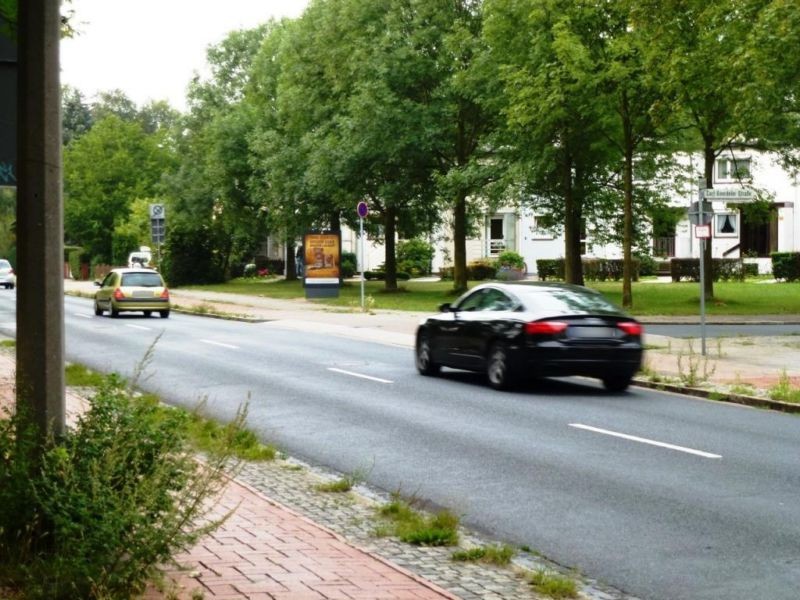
left=702, top=188, right=755, bottom=202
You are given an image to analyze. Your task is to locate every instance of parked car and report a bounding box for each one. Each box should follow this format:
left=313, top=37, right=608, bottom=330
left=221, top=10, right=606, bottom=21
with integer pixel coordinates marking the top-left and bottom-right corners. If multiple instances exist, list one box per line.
left=415, top=282, right=643, bottom=391
left=94, top=268, right=170, bottom=318
left=0, top=259, right=14, bottom=289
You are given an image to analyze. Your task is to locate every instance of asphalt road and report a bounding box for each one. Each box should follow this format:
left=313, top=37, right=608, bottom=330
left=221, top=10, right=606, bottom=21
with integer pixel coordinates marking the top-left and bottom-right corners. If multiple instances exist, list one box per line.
left=2, top=293, right=800, bottom=600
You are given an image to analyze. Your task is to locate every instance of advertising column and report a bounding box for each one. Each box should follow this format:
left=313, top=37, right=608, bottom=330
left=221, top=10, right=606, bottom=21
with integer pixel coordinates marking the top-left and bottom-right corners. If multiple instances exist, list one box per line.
left=303, top=230, right=341, bottom=298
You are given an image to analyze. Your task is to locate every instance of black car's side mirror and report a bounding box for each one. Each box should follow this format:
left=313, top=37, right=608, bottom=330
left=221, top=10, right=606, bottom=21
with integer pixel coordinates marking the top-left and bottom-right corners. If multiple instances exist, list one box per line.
left=438, top=302, right=452, bottom=313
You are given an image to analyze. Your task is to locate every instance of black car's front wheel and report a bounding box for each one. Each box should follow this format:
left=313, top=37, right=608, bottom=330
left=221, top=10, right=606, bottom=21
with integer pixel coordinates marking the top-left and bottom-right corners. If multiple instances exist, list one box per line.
left=487, top=342, right=516, bottom=390
left=602, top=374, right=633, bottom=392
left=415, top=331, right=440, bottom=376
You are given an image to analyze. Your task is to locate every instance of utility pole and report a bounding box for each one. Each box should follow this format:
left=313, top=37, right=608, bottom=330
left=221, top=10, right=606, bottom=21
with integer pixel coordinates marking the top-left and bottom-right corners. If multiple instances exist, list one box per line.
left=16, top=0, right=65, bottom=437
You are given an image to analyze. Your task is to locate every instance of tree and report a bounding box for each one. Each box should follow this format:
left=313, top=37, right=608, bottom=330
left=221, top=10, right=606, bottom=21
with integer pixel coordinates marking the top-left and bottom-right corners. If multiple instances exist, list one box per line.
left=64, top=115, right=174, bottom=264
left=163, top=26, right=270, bottom=283
left=634, top=0, right=778, bottom=300
left=485, top=0, right=614, bottom=286
left=61, top=84, right=93, bottom=146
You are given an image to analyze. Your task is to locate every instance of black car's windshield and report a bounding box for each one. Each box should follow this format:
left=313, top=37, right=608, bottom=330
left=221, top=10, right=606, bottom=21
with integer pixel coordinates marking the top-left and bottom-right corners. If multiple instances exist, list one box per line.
left=121, top=273, right=163, bottom=287
left=516, top=287, right=621, bottom=315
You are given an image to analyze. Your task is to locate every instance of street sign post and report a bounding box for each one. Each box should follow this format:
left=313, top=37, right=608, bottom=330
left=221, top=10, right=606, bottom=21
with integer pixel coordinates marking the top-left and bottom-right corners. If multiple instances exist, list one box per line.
left=357, top=202, right=368, bottom=311
left=149, top=204, right=166, bottom=263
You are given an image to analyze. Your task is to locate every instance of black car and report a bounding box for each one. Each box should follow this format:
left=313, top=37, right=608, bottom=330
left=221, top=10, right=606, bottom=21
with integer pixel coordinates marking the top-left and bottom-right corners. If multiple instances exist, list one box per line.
left=415, top=282, right=643, bottom=391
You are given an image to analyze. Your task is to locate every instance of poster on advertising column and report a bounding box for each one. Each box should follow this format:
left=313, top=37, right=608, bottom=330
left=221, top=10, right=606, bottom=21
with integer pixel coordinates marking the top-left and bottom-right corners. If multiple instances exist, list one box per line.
left=303, top=231, right=341, bottom=298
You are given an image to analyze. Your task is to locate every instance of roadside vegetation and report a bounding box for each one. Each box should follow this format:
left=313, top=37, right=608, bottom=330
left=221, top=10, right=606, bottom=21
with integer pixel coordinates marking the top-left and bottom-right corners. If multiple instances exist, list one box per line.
left=185, top=278, right=800, bottom=316
left=0, top=359, right=276, bottom=598
left=374, top=494, right=460, bottom=546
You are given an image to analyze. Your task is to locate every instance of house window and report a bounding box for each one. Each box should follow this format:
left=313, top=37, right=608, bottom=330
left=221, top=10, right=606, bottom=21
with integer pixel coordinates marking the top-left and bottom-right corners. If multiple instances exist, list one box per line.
left=716, top=157, right=751, bottom=182
left=529, top=215, right=555, bottom=240
left=714, top=213, right=739, bottom=238
left=489, top=217, right=505, bottom=255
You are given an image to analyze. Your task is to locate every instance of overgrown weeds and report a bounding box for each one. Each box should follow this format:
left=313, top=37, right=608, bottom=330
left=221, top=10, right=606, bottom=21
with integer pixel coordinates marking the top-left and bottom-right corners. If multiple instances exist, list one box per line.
left=676, top=339, right=717, bottom=387
left=0, top=375, right=234, bottom=599
left=452, top=544, right=515, bottom=566
left=768, top=371, right=800, bottom=403
left=375, top=493, right=459, bottom=546
left=528, top=568, right=579, bottom=598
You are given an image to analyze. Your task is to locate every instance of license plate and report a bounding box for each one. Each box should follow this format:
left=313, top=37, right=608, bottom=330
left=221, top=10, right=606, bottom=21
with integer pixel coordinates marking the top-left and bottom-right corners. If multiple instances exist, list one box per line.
left=132, top=290, right=155, bottom=298
left=568, top=326, right=616, bottom=339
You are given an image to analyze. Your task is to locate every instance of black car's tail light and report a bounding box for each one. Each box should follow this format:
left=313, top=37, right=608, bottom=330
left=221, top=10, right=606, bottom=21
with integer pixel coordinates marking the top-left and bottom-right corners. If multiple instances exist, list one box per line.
left=525, top=320, right=568, bottom=335
left=617, top=321, right=643, bottom=336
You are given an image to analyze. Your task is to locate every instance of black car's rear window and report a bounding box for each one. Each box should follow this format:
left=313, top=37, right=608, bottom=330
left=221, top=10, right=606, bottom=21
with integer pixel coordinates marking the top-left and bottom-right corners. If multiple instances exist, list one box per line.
left=515, top=287, right=621, bottom=314
left=121, top=273, right=163, bottom=287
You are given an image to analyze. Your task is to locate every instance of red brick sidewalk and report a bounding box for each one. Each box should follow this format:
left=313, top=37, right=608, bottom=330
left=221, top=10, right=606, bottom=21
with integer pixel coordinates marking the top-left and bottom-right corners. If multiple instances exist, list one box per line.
left=154, top=477, right=457, bottom=600
left=0, top=353, right=456, bottom=600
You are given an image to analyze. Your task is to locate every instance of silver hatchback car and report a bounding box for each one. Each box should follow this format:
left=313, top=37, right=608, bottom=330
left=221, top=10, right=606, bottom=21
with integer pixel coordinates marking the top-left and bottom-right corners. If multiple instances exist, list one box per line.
left=0, top=259, right=15, bottom=290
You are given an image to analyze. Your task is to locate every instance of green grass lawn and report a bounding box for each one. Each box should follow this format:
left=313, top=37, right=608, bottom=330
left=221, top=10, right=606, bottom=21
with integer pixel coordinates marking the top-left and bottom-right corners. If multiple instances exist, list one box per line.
left=182, top=278, right=800, bottom=316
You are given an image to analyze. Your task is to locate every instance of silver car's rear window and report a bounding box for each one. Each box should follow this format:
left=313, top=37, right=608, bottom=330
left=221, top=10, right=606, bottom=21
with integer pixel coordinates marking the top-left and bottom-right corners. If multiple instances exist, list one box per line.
left=0, top=260, right=10, bottom=269
left=121, top=273, right=163, bottom=287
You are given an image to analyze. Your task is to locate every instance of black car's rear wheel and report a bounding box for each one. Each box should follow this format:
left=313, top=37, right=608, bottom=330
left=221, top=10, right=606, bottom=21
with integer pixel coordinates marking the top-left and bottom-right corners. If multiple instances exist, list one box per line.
left=94, top=301, right=103, bottom=316
left=602, top=374, right=633, bottom=392
left=110, top=305, right=119, bottom=318
left=487, top=342, right=516, bottom=390
left=415, top=331, right=440, bottom=376
left=144, top=310, right=152, bottom=317
left=159, top=310, right=170, bottom=318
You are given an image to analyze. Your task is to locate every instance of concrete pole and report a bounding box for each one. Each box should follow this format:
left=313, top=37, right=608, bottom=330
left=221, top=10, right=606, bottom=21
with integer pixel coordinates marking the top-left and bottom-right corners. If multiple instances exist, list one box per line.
left=16, top=0, right=64, bottom=436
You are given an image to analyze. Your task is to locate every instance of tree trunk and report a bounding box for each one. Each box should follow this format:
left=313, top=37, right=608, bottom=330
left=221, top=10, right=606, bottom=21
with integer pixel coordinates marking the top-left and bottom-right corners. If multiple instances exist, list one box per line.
left=452, top=192, right=468, bottom=293
left=703, top=143, right=715, bottom=300
left=329, top=210, right=341, bottom=233
left=622, top=103, right=634, bottom=309
left=563, top=157, right=583, bottom=285
left=384, top=205, right=398, bottom=291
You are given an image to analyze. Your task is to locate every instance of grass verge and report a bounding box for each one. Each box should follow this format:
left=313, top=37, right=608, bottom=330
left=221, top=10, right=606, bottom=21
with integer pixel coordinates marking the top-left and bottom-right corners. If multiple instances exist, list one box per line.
left=528, top=568, right=579, bottom=598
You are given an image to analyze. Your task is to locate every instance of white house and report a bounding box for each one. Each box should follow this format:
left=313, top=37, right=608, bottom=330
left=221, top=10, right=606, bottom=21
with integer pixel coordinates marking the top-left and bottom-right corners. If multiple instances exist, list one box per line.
left=264, top=151, right=799, bottom=277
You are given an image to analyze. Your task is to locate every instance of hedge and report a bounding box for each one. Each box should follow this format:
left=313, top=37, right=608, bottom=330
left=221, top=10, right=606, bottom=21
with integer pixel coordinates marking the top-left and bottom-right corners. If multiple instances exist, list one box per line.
left=771, top=252, right=800, bottom=282
left=536, top=258, right=639, bottom=281
left=670, top=258, right=747, bottom=282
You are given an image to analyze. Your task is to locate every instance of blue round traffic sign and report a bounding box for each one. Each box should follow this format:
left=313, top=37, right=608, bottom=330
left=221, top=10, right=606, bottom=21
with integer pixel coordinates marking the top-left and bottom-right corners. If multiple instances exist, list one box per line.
left=357, top=201, right=368, bottom=218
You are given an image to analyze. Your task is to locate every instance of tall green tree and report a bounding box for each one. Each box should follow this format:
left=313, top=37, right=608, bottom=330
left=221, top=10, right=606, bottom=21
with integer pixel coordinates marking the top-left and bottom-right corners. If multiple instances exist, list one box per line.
left=64, top=115, right=173, bottom=264
left=485, top=0, right=614, bottom=286
left=61, top=85, right=93, bottom=146
left=163, top=26, right=270, bottom=283
left=634, top=0, right=779, bottom=300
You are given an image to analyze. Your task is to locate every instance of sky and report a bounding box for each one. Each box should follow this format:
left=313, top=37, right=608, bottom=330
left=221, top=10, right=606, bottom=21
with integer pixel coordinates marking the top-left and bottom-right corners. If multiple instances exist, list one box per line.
left=60, top=0, right=310, bottom=112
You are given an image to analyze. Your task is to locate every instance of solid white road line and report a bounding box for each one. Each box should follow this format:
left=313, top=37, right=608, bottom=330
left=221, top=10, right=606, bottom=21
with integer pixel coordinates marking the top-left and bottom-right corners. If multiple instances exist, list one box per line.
left=200, top=339, right=239, bottom=350
left=327, top=367, right=393, bottom=384
left=569, top=423, right=722, bottom=459
left=125, top=324, right=152, bottom=331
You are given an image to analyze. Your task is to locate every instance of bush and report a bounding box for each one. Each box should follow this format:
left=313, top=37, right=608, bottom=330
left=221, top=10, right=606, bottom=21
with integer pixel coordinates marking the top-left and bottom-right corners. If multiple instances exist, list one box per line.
left=397, top=239, right=434, bottom=276
left=583, top=258, right=640, bottom=282
left=0, top=377, right=231, bottom=599
left=467, top=258, right=497, bottom=281
left=364, top=270, right=410, bottom=281
left=636, top=254, right=658, bottom=277
left=670, top=258, right=747, bottom=282
left=536, top=259, right=565, bottom=281
left=439, top=266, right=453, bottom=281
left=771, top=252, right=800, bottom=282
left=341, top=252, right=357, bottom=278
left=496, top=250, right=526, bottom=270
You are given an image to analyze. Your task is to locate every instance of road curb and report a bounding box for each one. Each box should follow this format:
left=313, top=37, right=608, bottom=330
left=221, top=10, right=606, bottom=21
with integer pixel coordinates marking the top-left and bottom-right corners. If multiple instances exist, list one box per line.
left=632, top=378, right=800, bottom=414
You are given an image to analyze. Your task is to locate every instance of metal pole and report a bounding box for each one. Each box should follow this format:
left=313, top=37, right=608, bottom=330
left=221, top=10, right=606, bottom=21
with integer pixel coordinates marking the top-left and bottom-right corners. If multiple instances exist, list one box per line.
left=360, top=216, right=365, bottom=311
left=698, top=189, right=707, bottom=356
